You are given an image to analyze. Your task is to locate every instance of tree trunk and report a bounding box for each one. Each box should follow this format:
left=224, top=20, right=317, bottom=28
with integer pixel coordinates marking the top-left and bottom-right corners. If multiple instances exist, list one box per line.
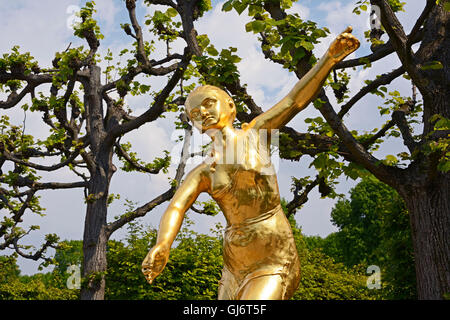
left=400, top=175, right=450, bottom=300
left=391, top=4, right=449, bottom=299
left=80, top=157, right=112, bottom=300
left=80, top=65, right=113, bottom=300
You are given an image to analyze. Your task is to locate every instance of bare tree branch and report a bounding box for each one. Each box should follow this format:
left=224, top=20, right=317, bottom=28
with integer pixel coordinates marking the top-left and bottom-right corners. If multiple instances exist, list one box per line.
left=114, top=142, right=165, bottom=174
left=392, top=108, right=419, bottom=153
left=12, top=236, right=57, bottom=262
left=338, top=66, right=405, bottom=117
left=361, top=119, right=396, bottom=149
left=107, top=49, right=191, bottom=140
left=286, top=177, right=320, bottom=217
left=0, top=84, right=34, bottom=109
left=178, top=0, right=203, bottom=56
left=1, top=142, right=87, bottom=172
left=335, top=29, right=423, bottom=69
left=406, top=0, right=436, bottom=48
left=317, top=89, right=400, bottom=187
left=190, top=204, right=217, bottom=216
left=0, top=72, right=53, bottom=84
left=0, top=175, right=87, bottom=190
left=106, top=117, right=193, bottom=236
left=146, top=0, right=177, bottom=8
left=370, top=0, right=408, bottom=50
left=370, top=0, right=426, bottom=94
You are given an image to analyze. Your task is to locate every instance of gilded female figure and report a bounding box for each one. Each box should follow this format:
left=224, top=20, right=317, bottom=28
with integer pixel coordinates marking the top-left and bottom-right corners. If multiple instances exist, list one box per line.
left=142, top=27, right=359, bottom=300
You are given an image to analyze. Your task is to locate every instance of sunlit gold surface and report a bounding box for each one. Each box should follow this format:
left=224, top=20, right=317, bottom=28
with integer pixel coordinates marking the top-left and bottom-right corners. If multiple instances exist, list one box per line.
left=142, top=27, right=360, bottom=300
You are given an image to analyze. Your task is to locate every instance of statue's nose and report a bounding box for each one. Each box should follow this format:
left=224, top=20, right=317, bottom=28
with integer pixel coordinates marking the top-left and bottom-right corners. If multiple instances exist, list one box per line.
left=200, top=106, right=209, bottom=117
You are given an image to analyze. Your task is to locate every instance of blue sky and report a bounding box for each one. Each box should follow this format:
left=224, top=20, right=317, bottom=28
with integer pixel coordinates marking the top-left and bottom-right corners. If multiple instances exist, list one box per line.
left=0, top=0, right=424, bottom=275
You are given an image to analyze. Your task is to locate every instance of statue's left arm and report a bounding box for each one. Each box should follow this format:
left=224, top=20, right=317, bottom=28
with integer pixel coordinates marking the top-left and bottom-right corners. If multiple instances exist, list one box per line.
left=248, top=26, right=360, bottom=131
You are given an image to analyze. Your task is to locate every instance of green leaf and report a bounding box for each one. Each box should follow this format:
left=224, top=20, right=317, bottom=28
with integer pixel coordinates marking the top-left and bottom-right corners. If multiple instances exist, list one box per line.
left=248, top=4, right=263, bottom=16
left=313, top=98, right=326, bottom=109
left=420, top=61, right=443, bottom=70
left=251, top=20, right=265, bottom=33
left=434, top=117, right=450, bottom=130
left=197, top=34, right=210, bottom=50
left=222, top=0, right=233, bottom=12
left=379, top=107, right=390, bottom=116
left=311, top=153, right=328, bottom=170
left=437, top=160, right=450, bottom=172
left=166, top=7, right=178, bottom=17
left=444, top=2, right=450, bottom=12
left=206, top=46, right=219, bottom=56
left=384, top=154, right=398, bottom=165
left=312, top=29, right=327, bottom=39
left=233, top=1, right=247, bottom=15
left=292, top=48, right=306, bottom=62
left=245, top=21, right=253, bottom=33
left=300, top=40, right=314, bottom=51
left=402, top=73, right=411, bottom=80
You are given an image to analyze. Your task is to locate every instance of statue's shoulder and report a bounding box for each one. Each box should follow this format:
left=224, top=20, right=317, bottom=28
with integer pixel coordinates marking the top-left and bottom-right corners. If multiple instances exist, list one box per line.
left=186, top=161, right=213, bottom=182
left=186, top=162, right=213, bottom=193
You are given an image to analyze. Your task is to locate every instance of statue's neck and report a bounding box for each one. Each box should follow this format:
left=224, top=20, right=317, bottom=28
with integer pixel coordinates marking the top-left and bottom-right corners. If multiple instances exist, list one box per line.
left=209, top=125, right=237, bottom=144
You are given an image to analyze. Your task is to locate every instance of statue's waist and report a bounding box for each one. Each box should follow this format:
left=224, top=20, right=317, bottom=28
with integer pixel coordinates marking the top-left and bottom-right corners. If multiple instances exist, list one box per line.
left=222, top=203, right=297, bottom=274
left=224, top=204, right=283, bottom=232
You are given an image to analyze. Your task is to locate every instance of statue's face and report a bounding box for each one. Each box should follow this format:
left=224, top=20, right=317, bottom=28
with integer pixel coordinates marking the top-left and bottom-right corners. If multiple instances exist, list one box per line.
left=186, top=87, right=235, bottom=133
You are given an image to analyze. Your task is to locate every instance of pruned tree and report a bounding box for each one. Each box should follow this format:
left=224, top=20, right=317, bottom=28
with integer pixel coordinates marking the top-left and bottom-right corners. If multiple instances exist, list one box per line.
left=0, top=0, right=201, bottom=300
left=1, top=0, right=448, bottom=300
left=209, top=0, right=448, bottom=299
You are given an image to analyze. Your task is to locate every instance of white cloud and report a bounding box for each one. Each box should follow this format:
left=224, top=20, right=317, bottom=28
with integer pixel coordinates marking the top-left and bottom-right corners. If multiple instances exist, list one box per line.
left=196, top=2, right=302, bottom=109
left=0, top=0, right=75, bottom=65
left=317, top=1, right=369, bottom=37
left=288, top=2, right=310, bottom=19
left=94, top=0, right=121, bottom=33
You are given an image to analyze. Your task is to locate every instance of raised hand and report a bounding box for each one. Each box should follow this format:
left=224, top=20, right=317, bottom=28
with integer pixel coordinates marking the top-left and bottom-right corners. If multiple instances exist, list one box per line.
left=327, top=26, right=360, bottom=63
left=141, top=242, right=170, bottom=284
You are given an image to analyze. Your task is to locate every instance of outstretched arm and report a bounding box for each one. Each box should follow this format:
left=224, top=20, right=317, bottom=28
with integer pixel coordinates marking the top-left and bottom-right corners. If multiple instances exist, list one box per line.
left=141, top=163, right=209, bottom=284
left=248, top=26, right=360, bottom=131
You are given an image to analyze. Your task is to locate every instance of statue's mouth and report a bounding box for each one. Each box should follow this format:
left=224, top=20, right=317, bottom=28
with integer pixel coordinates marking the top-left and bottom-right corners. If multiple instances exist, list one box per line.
left=203, top=116, right=216, bottom=123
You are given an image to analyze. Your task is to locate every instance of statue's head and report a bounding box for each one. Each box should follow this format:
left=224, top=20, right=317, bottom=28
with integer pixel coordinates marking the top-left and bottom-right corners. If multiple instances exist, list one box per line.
left=185, top=85, right=236, bottom=133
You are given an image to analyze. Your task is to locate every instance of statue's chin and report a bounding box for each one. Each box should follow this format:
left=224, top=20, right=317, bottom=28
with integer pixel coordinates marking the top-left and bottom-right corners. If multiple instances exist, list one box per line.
left=197, top=120, right=222, bottom=133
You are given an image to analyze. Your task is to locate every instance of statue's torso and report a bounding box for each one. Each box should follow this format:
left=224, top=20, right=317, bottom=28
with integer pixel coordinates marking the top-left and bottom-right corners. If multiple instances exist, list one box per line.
left=201, top=129, right=301, bottom=299
left=205, top=129, right=281, bottom=226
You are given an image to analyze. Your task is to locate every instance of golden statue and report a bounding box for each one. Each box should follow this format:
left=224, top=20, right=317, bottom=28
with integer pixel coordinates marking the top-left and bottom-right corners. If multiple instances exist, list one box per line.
left=142, top=27, right=360, bottom=300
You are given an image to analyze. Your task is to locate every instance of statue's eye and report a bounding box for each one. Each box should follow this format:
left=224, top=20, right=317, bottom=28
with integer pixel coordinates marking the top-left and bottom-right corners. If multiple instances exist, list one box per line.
left=203, top=99, right=216, bottom=107
left=190, top=109, right=200, bottom=118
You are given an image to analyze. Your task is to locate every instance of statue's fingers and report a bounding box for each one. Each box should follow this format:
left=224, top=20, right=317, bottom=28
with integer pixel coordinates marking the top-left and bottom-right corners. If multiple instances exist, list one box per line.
left=143, top=269, right=155, bottom=284
left=351, top=38, right=360, bottom=48
left=145, top=274, right=153, bottom=284
left=142, top=262, right=155, bottom=276
left=341, top=34, right=355, bottom=42
left=343, top=26, right=353, bottom=34
left=142, top=268, right=151, bottom=278
left=142, top=260, right=153, bottom=270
